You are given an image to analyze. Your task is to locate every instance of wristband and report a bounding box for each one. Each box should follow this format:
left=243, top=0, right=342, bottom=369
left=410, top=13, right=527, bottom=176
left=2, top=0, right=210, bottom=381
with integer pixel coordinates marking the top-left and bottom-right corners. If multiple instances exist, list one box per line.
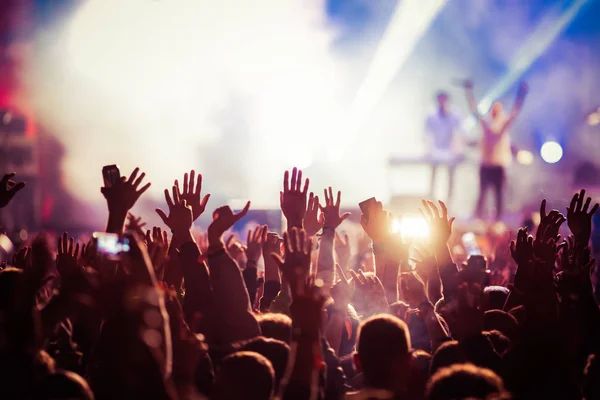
left=206, top=244, right=226, bottom=258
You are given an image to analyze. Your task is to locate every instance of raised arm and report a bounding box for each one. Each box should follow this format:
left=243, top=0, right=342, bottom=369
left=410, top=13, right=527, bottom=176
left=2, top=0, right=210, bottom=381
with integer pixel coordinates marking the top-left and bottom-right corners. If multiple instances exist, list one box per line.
left=156, top=185, right=215, bottom=338
left=463, top=80, right=490, bottom=131
left=206, top=201, right=261, bottom=344
left=102, top=167, right=151, bottom=234
left=317, top=187, right=350, bottom=289
left=499, top=81, right=528, bottom=134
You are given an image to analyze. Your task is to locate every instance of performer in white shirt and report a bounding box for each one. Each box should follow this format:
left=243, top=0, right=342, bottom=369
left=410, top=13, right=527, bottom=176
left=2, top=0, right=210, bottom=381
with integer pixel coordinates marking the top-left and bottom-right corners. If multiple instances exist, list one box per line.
left=464, top=80, right=528, bottom=220
left=425, top=91, right=464, bottom=201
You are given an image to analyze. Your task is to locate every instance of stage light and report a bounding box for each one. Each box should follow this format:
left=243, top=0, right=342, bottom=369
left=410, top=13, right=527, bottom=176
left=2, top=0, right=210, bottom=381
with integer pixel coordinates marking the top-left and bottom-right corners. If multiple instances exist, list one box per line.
left=393, top=215, right=429, bottom=241
left=516, top=150, right=534, bottom=165
left=338, top=0, right=447, bottom=157
left=463, top=0, right=590, bottom=131
left=540, top=141, right=563, bottom=164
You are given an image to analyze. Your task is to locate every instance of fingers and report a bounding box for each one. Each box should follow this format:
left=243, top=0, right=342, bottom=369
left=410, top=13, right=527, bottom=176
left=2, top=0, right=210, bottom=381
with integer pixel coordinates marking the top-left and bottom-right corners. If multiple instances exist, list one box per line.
left=283, top=170, right=290, bottom=193
left=336, top=190, right=341, bottom=208
left=302, top=176, right=309, bottom=195
left=127, top=167, right=139, bottom=184
left=540, top=199, right=547, bottom=219
left=188, top=170, right=196, bottom=195
left=8, top=182, right=25, bottom=194
left=340, top=212, right=351, bottom=223
left=569, top=192, right=578, bottom=213
left=427, top=201, right=440, bottom=218
left=247, top=229, right=252, bottom=245
left=172, top=185, right=180, bottom=205
left=583, top=196, right=592, bottom=213
left=577, top=189, right=585, bottom=211
left=137, top=182, right=151, bottom=197
left=328, top=187, right=334, bottom=206
left=0, top=173, right=15, bottom=187
left=335, top=263, right=348, bottom=283
left=590, top=203, right=599, bottom=216
left=225, top=235, right=235, bottom=248
left=234, top=201, right=251, bottom=221
left=438, top=200, right=448, bottom=219
left=133, top=172, right=146, bottom=188
left=290, top=167, right=297, bottom=192
left=156, top=208, right=168, bottom=224
left=201, top=194, right=211, bottom=208
left=296, top=169, right=303, bottom=192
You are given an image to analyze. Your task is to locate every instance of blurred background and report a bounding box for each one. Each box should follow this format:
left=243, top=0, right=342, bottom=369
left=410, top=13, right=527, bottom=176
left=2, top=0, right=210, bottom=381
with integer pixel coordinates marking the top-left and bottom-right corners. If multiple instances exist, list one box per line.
left=1, top=0, right=599, bottom=233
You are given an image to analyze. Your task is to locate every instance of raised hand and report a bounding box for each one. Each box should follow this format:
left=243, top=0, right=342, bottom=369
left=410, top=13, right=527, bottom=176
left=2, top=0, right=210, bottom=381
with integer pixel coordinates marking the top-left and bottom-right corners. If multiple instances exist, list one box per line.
left=271, top=228, right=313, bottom=297
left=566, top=189, right=599, bottom=243
left=101, top=167, right=151, bottom=214
left=0, top=173, right=25, bottom=208
left=360, top=200, right=390, bottom=243
left=331, top=263, right=354, bottom=311
left=146, top=227, right=170, bottom=280
left=399, top=271, right=428, bottom=306
left=451, top=282, right=484, bottom=341
left=174, top=170, right=211, bottom=221
left=126, top=213, right=147, bottom=236
left=13, top=246, right=32, bottom=270
left=537, top=199, right=566, bottom=242
left=156, top=186, right=194, bottom=237
left=207, top=202, right=251, bottom=247
left=349, top=269, right=388, bottom=315
left=57, top=232, right=81, bottom=277
left=510, top=228, right=534, bottom=267
left=280, top=167, right=309, bottom=228
left=304, top=192, right=324, bottom=237
left=320, top=187, right=351, bottom=230
left=246, top=225, right=267, bottom=263
left=420, top=200, right=455, bottom=248
left=334, top=232, right=351, bottom=269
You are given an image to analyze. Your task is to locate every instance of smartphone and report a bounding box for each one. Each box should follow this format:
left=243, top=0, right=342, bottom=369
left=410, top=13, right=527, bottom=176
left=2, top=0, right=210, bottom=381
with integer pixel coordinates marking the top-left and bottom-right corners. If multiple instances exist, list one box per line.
left=461, top=232, right=480, bottom=256
left=359, top=197, right=377, bottom=220
left=102, top=164, right=121, bottom=188
left=93, top=232, right=130, bottom=260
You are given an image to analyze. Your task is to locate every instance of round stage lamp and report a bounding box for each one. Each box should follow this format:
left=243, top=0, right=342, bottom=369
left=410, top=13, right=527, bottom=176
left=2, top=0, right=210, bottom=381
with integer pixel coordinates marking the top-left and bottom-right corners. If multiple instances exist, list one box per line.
left=540, top=141, right=563, bottom=164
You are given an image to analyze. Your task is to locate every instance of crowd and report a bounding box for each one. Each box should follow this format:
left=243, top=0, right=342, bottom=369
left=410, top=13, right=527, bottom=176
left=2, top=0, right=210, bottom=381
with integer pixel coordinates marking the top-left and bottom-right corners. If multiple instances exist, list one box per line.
left=0, top=166, right=599, bottom=400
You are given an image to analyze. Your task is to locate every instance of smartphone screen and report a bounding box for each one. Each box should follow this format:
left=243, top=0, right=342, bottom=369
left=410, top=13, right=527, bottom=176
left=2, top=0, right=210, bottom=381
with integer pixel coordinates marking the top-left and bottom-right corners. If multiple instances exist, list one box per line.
left=102, top=165, right=121, bottom=188
left=93, top=232, right=130, bottom=260
left=359, top=197, right=377, bottom=220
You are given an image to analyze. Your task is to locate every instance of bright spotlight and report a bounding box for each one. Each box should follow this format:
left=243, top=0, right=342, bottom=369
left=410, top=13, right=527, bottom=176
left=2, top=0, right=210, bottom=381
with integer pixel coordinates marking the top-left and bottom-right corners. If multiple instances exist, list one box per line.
left=393, top=216, right=429, bottom=241
left=516, top=150, right=534, bottom=165
left=540, top=141, right=563, bottom=164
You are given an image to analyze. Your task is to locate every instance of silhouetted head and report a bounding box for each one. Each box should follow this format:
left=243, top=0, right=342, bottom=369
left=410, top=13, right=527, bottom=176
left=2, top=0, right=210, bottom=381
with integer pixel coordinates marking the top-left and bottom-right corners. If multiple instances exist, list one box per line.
left=237, top=337, right=289, bottom=392
left=426, top=363, right=507, bottom=400
left=484, top=310, right=518, bottom=342
left=430, top=340, right=467, bottom=376
left=256, top=313, right=292, bottom=343
left=355, top=314, right=411, bottom=393
left=436, top=91, right=449, bottom=110
left=212, top=351, right=274, bottom=400
left=491, top=102, right=504, bottom=120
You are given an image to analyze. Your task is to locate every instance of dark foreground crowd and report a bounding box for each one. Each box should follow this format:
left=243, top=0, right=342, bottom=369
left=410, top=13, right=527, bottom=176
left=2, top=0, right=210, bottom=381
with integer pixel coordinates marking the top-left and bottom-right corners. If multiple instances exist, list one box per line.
left=0, top=166, right=599, bottom=400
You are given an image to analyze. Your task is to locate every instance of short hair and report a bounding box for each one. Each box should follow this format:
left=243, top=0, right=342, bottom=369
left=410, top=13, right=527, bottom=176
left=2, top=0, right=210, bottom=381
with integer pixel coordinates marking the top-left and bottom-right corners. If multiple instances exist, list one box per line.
left=430, top=340, right=467, bottom=375
left=408, top=350, right=432, bottom=400
left=484, top=310, right=518, bottom=342
left=483, top=330, right=511, bottom=356
left=483, top=286, right=510, bottom=311
left=213, top=351, right=274, bottom=400
left=356, top=314, right=411, bottom=388
left=34, top=370, right=94, bottom=400
left=436, top=91, right=449, bottom=100
left=426, top=363, right=507, bottom=400
left=237, top=337, right=290, bottom=391
left=256, top=313, right=292, bottom=343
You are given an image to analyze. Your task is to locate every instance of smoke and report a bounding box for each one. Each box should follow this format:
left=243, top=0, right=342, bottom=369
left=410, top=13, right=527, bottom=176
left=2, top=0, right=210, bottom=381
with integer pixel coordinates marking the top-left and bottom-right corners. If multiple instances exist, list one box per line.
left=25, top=0, right=343, bottom=211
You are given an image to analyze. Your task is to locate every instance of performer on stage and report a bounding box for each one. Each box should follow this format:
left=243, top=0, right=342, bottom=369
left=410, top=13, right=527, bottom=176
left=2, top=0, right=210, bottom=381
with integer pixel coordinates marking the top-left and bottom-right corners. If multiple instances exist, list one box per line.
left=464, top=80, right=528, bottom=220
left=425, top=91, right=464, bottom=201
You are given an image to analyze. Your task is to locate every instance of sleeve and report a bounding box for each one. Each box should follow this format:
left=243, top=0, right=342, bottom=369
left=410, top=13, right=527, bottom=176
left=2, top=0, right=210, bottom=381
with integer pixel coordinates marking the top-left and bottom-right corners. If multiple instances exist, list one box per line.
left=207, top=250, right=261, bottom=344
